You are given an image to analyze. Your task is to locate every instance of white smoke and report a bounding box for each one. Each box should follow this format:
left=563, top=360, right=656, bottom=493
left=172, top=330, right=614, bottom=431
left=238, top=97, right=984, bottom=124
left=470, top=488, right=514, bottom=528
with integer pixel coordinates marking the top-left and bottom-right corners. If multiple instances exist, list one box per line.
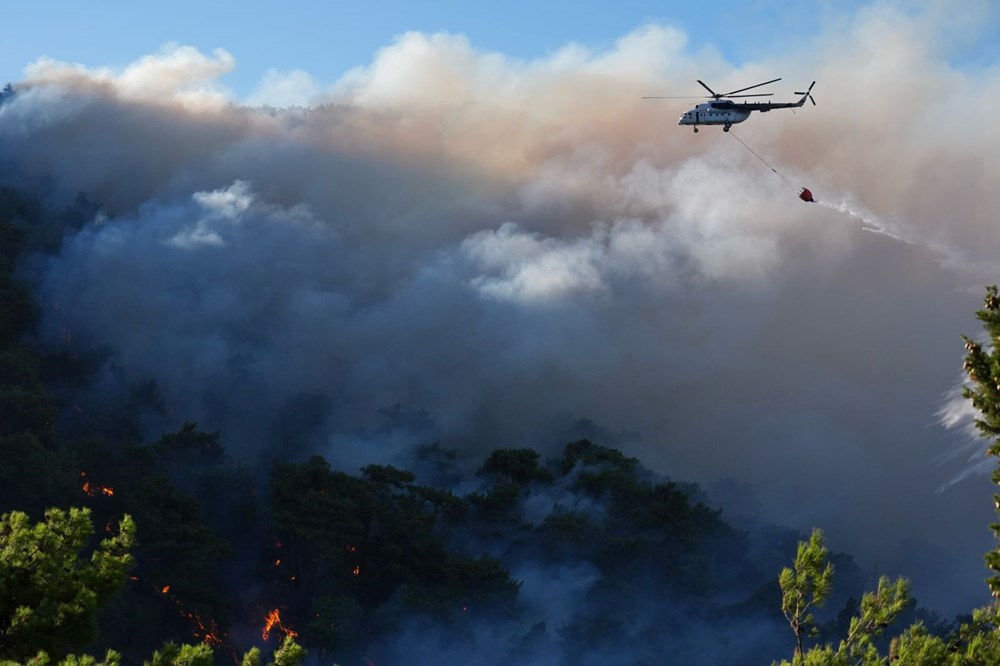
left=935, top=379, right=992, bottom=493
left=23, top=43, right=235, bottom=110
left=3, top=1, right=1000, bottom=614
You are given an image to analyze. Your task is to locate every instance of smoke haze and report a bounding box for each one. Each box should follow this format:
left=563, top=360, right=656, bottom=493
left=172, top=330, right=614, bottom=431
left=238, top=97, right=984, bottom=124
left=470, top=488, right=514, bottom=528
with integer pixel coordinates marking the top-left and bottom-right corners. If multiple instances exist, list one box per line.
left=3, top=1, right=999, bottom=614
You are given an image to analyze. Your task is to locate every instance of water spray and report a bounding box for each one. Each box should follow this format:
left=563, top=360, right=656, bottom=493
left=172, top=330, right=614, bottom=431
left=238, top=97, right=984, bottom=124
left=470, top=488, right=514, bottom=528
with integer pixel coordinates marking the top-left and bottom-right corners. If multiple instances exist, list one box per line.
left=729, top=132, right=916, bottom=244
left=815, top=197, right=914, bottom=244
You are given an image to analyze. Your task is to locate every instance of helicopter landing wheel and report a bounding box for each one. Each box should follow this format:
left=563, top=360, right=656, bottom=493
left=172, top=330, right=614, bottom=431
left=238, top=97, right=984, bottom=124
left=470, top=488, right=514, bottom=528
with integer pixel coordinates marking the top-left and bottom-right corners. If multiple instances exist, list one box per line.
left=723, top=124, right=731, bottom=132
left=693, top=127, right=699, bottom=133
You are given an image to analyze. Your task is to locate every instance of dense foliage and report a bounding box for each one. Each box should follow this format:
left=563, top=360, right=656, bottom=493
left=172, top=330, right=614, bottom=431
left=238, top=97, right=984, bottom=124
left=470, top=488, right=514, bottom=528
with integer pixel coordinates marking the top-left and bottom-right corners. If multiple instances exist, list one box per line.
left=0, top=508, right=134, bottom=660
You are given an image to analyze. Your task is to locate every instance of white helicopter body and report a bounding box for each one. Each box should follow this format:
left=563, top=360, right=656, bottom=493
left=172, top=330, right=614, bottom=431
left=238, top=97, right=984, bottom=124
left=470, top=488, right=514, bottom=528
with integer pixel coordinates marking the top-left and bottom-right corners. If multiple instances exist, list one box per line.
left=646, top=78, right=815, bottom=132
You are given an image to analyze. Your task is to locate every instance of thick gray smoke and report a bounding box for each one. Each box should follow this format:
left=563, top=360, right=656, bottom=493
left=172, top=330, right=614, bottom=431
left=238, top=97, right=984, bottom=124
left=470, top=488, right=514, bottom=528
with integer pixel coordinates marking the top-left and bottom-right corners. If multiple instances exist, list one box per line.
left=2, top=2, right=999, bottom=614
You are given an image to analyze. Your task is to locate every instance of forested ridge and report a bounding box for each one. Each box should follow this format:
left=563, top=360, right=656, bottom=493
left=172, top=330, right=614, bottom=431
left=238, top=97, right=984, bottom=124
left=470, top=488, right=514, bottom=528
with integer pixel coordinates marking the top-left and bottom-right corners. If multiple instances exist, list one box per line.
left=2, top=184, right=1000, bottom=665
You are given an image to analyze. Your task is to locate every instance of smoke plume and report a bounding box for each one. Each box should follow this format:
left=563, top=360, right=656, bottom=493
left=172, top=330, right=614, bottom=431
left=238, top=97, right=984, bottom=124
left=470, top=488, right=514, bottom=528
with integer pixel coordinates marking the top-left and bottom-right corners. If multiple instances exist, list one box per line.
left=2, top=1, right=999, bottom=614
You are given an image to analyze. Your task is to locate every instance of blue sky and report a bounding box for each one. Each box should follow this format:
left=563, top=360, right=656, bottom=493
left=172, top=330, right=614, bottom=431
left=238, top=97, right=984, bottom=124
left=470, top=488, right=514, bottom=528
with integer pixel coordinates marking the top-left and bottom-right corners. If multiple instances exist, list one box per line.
left=2, top=0, right=884, bottom=97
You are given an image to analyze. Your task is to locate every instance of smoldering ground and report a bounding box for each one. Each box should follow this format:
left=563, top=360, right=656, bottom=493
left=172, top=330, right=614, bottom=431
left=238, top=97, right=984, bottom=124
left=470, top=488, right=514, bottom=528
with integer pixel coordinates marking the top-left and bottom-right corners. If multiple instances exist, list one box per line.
left=3, top=1, right=1000, bottom=616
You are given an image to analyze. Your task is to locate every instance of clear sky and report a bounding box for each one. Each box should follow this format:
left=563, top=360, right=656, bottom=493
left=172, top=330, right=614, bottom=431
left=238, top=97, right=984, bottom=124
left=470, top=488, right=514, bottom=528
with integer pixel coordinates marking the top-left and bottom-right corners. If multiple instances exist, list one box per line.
left=1, top=0, right=888, bottom=97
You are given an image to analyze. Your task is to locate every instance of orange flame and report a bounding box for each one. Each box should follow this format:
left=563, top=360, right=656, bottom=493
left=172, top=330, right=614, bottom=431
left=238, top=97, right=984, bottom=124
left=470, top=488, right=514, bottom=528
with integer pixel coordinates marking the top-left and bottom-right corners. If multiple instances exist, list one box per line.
left=80, top=472, right=114, bottom=497
left=261, top=608, right=299, bottom=641
left=275, top=559, right=281, bottom=567
left=353, top=565, right=361, bottom=576
left=159, top=582, right=225, bottom=646
left=180, top=606, right=224, bottom=646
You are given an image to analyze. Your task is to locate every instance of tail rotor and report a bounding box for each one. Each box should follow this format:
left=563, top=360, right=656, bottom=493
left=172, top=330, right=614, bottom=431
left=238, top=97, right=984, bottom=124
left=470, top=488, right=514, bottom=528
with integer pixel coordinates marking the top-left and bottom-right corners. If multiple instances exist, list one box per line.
left=795, top=81, right=816, bottom=106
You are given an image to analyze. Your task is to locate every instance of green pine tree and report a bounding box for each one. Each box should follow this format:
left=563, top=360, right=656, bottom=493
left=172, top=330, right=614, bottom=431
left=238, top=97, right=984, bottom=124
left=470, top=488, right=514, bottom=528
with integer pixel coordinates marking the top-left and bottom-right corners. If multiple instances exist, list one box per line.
left=962, top=285, right=1000, bottom=594
left=779, top=528, right=835, bottom=658
left=0, top=508, right=135, bottom=661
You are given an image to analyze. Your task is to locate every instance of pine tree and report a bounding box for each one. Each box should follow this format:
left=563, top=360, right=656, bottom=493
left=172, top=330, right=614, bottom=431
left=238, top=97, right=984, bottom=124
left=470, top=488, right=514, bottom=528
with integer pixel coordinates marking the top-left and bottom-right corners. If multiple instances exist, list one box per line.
left=0, top=508, right=135, bottom=661
left=961, top=285, right=1000, bottom=594
left=779, top=528, right=835, bottom=657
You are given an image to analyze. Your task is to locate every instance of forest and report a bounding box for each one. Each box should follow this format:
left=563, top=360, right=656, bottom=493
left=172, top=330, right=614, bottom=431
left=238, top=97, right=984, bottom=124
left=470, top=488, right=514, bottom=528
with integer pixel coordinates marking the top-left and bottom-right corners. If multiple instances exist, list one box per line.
left=3, top=181, right=1000, bottom=665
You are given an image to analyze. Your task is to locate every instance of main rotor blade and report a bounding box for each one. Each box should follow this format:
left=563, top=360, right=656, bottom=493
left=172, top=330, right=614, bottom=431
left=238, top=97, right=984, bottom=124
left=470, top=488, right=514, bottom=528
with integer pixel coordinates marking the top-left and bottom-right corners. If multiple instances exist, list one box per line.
left=726, top=93, right=773, bottom=98
left=697, top=80, right=718, bottom=97
left=641, top=95, right=712, bottom=99
left=723, top=77, right=782, bottom=96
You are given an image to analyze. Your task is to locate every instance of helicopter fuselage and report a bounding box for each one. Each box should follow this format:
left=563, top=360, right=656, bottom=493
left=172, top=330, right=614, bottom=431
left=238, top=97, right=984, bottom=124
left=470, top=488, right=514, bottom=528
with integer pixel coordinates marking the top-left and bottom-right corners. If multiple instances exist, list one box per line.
left=677, top=90, right=811, bottom=132
left=677, top=101, right=752, bottom=129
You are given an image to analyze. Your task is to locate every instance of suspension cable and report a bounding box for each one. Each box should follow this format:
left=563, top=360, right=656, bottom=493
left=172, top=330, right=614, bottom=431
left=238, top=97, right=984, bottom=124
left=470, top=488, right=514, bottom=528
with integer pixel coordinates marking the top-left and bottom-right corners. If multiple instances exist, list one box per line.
left=729, top=130, right=798, bottom=192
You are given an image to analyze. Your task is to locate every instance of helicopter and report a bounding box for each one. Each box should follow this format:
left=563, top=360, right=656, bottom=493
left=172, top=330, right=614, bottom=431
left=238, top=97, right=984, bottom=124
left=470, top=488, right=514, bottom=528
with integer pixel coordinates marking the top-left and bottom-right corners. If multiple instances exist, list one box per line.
left=644, top=78, right=816, bottom=132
